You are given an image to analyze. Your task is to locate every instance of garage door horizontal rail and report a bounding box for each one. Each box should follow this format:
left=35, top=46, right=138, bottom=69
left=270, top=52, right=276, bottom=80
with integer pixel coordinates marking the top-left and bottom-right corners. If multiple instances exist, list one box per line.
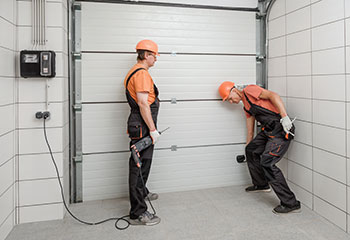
left=81, top=99, right=225, bottom=105
left=81, top=51, right=256, bottom=57
left=76, top=0, right=259, bottom=12
left=82, top=142, right=246, bottom=156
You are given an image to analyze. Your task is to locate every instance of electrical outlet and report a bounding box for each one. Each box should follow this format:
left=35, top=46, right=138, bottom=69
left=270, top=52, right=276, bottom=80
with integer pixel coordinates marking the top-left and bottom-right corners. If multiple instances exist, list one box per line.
left=35, top=111, right=50, bottom=120
left=43, top=111, right=50, bottom=119
left=35, top=111, right=43, bottom=119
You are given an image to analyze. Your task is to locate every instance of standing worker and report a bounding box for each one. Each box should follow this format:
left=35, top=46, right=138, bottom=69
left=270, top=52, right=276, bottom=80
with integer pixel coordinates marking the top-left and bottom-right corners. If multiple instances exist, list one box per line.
left=218, top=82, right=301, bottom=214
left=124, top=40, right=161, bottom=225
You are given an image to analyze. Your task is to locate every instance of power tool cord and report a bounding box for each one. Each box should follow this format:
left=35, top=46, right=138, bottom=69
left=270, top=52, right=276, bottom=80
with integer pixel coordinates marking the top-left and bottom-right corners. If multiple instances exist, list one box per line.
left=43, top=118, right=156, bottom=230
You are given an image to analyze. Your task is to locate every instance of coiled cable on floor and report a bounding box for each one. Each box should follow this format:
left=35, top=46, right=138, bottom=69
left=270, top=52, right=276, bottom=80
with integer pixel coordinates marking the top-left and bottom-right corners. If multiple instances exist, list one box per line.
left=42, top=118, right=155, bottom=230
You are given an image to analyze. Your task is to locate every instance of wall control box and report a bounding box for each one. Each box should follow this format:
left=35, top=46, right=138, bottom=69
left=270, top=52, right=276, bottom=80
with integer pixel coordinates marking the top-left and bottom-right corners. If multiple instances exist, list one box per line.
left=20, top=50, right=56, bottom=78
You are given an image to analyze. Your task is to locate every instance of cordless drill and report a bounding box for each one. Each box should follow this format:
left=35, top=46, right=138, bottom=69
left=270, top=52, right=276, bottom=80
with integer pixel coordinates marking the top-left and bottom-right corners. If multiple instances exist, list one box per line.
left=131, top=127, right=169, bottom=168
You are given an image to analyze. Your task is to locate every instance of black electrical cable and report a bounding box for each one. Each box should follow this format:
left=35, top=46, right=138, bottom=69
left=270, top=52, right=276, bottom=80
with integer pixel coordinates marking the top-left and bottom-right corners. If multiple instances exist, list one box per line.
left=42, top=117, right=156, bottom=230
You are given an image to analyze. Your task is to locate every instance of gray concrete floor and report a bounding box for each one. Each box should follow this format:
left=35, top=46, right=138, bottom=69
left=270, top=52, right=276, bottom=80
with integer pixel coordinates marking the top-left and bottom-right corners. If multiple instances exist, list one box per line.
left=6, top=185, right=350, bottom=240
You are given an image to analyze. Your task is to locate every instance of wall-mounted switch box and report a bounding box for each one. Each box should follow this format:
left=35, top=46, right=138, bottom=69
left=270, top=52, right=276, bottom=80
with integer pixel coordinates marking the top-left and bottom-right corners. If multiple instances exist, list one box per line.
left=20, top=50, right=56, bottom=78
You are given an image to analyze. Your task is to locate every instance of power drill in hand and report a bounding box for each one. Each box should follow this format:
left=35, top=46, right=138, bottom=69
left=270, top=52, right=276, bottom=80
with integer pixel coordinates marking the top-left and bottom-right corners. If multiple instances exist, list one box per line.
left=131, top=127, right=170, bottom=168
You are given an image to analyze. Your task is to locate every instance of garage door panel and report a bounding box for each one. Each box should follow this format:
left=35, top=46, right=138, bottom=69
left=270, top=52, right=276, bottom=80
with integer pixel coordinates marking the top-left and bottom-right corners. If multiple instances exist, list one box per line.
left=82, top=54, right=255, bottom=102
left=82, top=104, right=129, bottom=153
left=86, top=22, right=252, bottom=37
left=82, top=101, right=246, bottom=153
left=82, top=3, right=255, bottom=54
left=156, top=101, right=246, bottom=148
left=79, top=1, right=256, bottom=200
left=83, top=145, right=250, bottom=201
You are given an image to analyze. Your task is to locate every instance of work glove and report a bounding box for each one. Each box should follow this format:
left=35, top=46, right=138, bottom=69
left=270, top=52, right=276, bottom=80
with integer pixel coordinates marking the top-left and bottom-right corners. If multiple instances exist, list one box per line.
left=150, top=129, right=160, bottom=144
left=280, top=115, right=293, bottom=133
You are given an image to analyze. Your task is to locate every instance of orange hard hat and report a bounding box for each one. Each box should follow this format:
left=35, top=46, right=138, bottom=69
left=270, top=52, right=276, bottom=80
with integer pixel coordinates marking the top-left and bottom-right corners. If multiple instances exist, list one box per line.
left=218, top=81, right=235, bottom=101
left=136, top=39, right=159, bottom=56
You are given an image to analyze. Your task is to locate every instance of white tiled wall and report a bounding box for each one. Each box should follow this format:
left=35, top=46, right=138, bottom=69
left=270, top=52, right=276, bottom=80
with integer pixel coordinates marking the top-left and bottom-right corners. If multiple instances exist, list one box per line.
left=0, top=0, right=69, bottom=239
left=0, top=0, right=16, bottom=239
left=15, top=0, right=69, bottom=226
left=268, top=0, right=350, bottom=233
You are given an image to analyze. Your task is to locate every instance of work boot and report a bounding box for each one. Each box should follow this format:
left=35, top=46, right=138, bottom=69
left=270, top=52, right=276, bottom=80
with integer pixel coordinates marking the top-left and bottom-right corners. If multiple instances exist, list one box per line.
left=245, top=185, right=271, bottom=192
left=145, top=192, right=158, bottom=201
left=273, top=201, right=301, bottom=214
left=129, top=211, right=161, bottom=226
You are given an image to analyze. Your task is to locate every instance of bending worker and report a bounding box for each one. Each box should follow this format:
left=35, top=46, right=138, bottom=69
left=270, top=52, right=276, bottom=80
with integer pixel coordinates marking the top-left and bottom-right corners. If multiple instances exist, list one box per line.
left=218, top=82, right=300, bottom=214
left=124, top=39, right=161, bottom=225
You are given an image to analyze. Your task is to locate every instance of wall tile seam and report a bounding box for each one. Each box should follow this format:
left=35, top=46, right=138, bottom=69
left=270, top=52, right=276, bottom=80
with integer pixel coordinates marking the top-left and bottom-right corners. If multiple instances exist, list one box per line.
left=18, top=176, right=63, bottom=183
left=270, top=29, right=310, bottom=41
left=314, top=195, right=349, bottom=216
left=0, top=209, right=15, bottom=231
left=283, top=0, right=289, bottom=171
left=307, top=97, right=347, bottom=103
left=269, top=3, right=313, bottom=23
left=287, top=178, right=313, bottom=195
left=0, top=101, right=16, bottom=108
left=17, top=101, right=67, bottom=105
left=0, top=182, right=15, bottom=200
left=288, top=158, right=348, bottom=186
left=311, top=121, right=347, bottom=131
left=271, top=16, right=348, bottom=41
left=288, top=96, right=347, bottom=102
left=285, top=4, right=314, bottom=16
left=0, top=156, right=15, bottom=169
left=294, top=48, right=344, bottom=57
left=17, top=126, right=65, bottom=131
left=311, top=45, right=347, bottom=55
left=274, top=45, right=346, bottom=58
left=285, top=157, right=312, bottom=171
left=17, top=25, right=67, bottom=31
left=19, top=201, right=63, bottom=209
left=311, top=18, right=346, bottom=31
left=63, top=144, right=69, bottom=153
left=344, top=1, right=349, bottom=229
left=0, top=15, right=16, bottom=26
left=0, top=75, right=17, bottom=79
left=267, top=75, right=287, bottom=78
left=0, top=45, right=16, bottom=52
left=0, top=103, right=16, bottom=108
left=268, top=35, right=286, bottom=42
left=0, top=76, right=16, bottom=80
left=0, top=129, right=15, bottom=138
left=17, top=151, right=64, bottom=157
left=269, top=54, right=288, bottom=59
left=287, top=73, right=345, bottom=77
left=309, top=3, right=314, bottom=210
left=292, top=140, right=348, bottom=159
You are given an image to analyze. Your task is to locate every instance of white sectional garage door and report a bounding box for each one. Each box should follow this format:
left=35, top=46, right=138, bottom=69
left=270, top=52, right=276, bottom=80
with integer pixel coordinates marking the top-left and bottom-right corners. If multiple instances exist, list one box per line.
left=78, top=0, right=257, bottom=201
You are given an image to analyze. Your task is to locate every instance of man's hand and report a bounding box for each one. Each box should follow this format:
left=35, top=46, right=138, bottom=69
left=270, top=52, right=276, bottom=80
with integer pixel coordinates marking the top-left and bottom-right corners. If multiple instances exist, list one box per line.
left=150, top=129, right=160, bottom=144
left=280, top=115, right=293, bottom=133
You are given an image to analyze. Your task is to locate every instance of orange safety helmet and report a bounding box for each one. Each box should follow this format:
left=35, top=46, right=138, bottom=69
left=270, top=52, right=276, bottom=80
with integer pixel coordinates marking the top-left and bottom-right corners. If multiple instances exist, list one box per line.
left=218, top=81, right=235, bottom=101
left=136, top=39, right=159, bottom=56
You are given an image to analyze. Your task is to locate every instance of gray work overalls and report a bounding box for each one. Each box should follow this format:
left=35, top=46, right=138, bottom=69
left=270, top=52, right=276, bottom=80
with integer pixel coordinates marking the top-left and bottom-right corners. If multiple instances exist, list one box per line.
left=125, top=68, right=160, bottom=219
left=243, top=91, right=297, bottom=207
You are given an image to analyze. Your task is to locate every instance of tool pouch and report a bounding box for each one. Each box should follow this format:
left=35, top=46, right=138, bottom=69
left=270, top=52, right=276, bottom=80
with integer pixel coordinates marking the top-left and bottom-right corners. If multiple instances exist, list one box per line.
left=127, top=122, right=143, bottom=140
